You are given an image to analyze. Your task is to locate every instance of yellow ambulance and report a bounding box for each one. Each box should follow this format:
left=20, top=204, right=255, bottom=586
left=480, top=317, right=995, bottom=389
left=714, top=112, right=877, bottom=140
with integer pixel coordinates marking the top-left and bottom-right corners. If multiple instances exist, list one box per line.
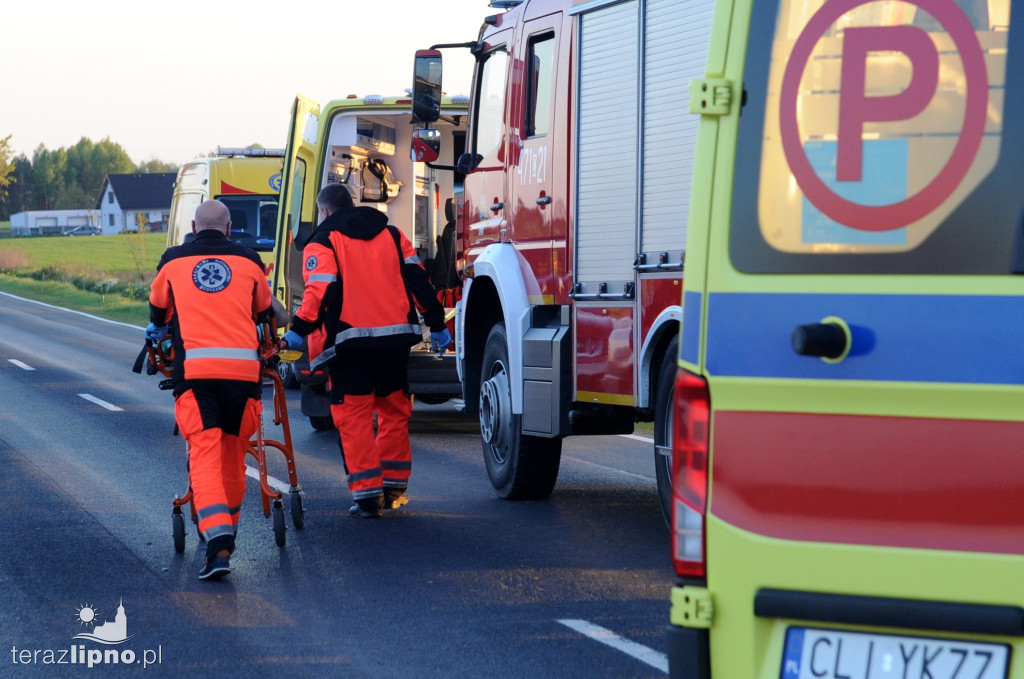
left=668, top=2, right=1021, bottom=678
left=166, top=147, right=284, bottom=261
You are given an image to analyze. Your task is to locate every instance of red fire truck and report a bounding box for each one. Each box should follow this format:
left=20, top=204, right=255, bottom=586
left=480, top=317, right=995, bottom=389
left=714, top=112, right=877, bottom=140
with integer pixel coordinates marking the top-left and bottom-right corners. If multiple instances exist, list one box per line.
left=411, top=0, right=714, bottom=510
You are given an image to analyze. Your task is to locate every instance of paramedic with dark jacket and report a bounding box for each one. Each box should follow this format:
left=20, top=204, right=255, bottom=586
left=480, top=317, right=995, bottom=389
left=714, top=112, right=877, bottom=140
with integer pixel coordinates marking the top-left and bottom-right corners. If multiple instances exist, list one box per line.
left=281, top=183, right=451, bottom=518
left=147, top=199, right=273, bottom=580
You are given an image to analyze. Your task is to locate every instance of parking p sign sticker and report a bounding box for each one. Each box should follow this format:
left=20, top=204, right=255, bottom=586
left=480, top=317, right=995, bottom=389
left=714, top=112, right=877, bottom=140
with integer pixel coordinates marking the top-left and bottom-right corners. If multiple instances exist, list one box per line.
left=758, top=0, right=1009, bottom=254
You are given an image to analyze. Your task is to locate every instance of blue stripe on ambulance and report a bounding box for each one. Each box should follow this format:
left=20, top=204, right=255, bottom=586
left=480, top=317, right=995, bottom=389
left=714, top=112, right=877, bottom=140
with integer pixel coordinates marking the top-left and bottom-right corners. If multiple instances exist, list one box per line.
left=681, top=290, right=702, bottom=365
left=705, top=292, right=1024, bottom=384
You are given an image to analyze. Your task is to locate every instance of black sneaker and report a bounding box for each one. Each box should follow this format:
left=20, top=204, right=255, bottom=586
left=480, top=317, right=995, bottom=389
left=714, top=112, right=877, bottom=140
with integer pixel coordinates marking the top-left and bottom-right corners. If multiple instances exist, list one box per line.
left=383, top=490, right=409, bottom=510
left=198, top=555, right=231, bottom=581
left=348, top=497, right=383, bottom=518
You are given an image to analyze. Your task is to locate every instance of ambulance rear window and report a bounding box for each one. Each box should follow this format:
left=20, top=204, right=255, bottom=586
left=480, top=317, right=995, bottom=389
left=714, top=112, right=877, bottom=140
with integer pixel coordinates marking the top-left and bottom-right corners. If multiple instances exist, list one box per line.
left=731, top=0, right=1023, bottom=274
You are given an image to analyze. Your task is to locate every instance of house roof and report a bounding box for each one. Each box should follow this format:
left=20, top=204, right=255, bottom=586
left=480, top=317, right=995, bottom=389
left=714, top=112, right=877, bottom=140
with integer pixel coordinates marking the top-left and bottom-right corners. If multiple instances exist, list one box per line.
left=97, top=173, right=176, bottom=210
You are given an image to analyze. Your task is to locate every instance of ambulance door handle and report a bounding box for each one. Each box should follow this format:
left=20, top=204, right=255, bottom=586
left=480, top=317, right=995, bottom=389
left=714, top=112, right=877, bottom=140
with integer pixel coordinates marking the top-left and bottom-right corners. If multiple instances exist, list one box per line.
left=792, top=322, right=848, bottom=360
left=536, top=196, right=552, bottom=206
left=490, top=202, right=504, bottom=212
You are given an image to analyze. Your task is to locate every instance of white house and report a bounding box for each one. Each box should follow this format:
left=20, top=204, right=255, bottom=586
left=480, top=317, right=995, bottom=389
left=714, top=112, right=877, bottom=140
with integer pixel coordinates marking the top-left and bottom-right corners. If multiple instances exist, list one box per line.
left=9, top=209, right=101, bottom=236
left=96, top=173, right=175, bottom=234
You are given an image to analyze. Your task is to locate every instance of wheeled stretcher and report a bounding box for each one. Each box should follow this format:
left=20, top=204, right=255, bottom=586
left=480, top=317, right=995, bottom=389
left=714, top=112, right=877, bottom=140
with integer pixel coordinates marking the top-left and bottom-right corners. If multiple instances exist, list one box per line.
left=135, top=323, right=305, bottom=551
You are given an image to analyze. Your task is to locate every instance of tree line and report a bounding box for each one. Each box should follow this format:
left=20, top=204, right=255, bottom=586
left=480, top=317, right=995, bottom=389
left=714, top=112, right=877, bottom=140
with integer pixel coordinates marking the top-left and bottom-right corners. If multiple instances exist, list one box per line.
left=0, top=135, right=178, bottom=220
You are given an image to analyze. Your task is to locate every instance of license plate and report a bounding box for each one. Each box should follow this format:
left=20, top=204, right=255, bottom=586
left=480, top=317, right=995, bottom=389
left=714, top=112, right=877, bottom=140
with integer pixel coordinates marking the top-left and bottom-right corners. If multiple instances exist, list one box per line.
left=781, top=627, right=1009, bottom=679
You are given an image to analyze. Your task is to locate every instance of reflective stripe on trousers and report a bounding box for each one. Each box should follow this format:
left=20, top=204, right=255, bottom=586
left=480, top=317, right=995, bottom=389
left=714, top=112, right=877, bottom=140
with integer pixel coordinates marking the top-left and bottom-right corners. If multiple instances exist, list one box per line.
left=332, top=389, right=412, bottom=499
left=176, top=389, right=260, bottom=542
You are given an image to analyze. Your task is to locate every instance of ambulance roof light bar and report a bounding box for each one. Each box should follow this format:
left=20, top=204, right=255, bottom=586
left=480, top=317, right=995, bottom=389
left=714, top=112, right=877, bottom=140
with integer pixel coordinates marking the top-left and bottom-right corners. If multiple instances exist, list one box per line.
left=216, top=147, right=286, bottom=158
left=489, top=0, right=523, bottom=8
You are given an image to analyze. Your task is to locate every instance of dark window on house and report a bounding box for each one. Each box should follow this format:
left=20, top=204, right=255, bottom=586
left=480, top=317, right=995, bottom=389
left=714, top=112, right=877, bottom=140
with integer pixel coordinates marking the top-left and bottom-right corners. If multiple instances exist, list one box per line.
left=108, top=192, right=114, bottom=204
left=109, top=214, right=115, bottom=226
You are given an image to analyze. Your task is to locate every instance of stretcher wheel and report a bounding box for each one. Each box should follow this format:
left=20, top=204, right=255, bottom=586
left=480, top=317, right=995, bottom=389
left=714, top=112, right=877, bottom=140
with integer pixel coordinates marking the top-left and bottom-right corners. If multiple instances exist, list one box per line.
left=290, top=490, right=305, bottom=530
left=172, top=508, right=186, bottom=554
left=272, top=500, right=286, bottom=548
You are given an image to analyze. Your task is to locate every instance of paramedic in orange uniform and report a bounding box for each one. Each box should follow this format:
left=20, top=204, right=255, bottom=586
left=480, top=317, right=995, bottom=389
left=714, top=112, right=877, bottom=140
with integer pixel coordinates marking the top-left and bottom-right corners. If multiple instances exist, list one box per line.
left=280, top=183, right=450, bottom=518
left=148, top=199, right=273, bottom=580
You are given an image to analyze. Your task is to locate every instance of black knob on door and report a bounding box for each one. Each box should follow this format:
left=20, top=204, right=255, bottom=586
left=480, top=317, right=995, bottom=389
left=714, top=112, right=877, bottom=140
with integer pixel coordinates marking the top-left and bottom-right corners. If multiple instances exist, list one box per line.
left=792, top=323, right=848, bottom=359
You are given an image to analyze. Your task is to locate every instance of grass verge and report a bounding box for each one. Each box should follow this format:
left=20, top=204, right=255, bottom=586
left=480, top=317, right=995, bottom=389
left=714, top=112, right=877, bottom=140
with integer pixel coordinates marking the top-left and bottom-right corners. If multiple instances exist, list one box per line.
left=0, top=274, right=147, bottom=327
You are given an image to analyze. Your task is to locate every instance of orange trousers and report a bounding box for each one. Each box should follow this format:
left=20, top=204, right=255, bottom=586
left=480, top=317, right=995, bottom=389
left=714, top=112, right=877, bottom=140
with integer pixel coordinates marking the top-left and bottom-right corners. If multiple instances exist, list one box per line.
left=331, top=389, right=412, bottom=501
left=175, top=385, right=261, bottom=548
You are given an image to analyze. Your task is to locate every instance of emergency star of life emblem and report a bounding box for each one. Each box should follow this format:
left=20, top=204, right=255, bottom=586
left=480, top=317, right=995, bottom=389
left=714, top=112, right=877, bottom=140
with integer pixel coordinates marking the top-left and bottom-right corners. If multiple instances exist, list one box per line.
left=305, top=255, right=318, bottom=271
left=192, top=258, right=231, bottom=293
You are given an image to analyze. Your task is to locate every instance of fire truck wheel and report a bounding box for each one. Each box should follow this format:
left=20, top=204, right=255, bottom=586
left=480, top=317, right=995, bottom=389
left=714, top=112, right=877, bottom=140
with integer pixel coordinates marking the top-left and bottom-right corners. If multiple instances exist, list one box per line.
left=479, top=323, right=562, bottom=500
left=654, top=337, right=678, bottom=526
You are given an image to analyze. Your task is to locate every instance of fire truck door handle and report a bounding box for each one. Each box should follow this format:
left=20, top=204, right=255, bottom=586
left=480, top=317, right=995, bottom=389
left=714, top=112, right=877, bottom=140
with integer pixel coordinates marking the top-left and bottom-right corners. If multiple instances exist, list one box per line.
left=536, top=196, right=552, bottom=206
left=490, top=202, right=504, bottom=212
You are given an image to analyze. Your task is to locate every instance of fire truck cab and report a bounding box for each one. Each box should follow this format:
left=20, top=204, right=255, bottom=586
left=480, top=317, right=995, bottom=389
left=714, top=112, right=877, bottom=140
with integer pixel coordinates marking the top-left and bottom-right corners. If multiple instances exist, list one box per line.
left=668, top=1, right=1023, bottom=678
left=412, top=0, right=714, bottom=507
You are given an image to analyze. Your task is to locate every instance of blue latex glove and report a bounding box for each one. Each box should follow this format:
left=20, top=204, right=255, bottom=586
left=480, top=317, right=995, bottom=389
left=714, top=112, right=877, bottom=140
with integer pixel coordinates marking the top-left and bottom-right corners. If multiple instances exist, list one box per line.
left=280, top=330, right=304, bottom=351
left=431, top=327, right=452, bottom=353
left=146, top=322, right=169, bottom=342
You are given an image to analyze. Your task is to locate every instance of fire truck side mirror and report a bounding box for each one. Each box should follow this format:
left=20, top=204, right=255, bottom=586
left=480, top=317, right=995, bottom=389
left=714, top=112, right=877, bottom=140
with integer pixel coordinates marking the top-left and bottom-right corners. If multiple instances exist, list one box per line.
left=412, top=49, right=443, bottom=124
left=456, top=153, right=483, bottom=175
left=411, top=129, right=441, bottom=164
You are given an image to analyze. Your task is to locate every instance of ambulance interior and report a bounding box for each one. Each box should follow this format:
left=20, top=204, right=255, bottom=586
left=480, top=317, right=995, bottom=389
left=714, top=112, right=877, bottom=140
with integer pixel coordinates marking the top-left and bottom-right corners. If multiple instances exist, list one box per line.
left=319, top=110, right=465, bottom=267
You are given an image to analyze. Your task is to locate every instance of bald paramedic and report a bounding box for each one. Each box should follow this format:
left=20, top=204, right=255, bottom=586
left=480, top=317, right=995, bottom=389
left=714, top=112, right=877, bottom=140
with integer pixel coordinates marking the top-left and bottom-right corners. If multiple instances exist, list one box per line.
left=148, top=199, right=273, bottom=580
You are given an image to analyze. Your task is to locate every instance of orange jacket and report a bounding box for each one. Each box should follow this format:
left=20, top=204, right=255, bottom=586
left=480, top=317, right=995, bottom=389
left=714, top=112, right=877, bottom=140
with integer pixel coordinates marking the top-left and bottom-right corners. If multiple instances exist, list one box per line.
left=290, top=206, right=444, bottom=370
left=149, top=230, right=272, bottom=385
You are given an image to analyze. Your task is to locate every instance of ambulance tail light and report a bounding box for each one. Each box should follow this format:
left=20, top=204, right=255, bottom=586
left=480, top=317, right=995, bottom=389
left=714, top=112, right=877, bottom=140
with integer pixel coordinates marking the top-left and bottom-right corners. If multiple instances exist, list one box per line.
left=671, top=369, right=710, bottom=579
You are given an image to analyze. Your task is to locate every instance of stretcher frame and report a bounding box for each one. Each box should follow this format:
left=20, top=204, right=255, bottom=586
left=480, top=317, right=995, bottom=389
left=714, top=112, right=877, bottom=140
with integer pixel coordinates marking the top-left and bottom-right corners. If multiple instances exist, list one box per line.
left=142, top=324, right=305, bottom=552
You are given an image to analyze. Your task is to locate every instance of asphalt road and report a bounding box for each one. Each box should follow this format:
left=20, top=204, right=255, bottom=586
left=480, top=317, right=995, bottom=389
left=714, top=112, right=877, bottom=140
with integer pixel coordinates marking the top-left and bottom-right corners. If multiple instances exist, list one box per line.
left=0, top=291, right=673, bottom=678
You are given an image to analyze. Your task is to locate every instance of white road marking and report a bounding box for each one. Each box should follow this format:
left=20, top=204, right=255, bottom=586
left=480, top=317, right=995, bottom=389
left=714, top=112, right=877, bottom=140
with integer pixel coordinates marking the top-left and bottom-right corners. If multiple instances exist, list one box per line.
left=78, top=393, right=124, bottom=412
left=562, top=456, right=654, bottom=482
left=620, top=433, right=653, bottom=443
left=8, top=359, right=35, bottom=371
left=0, top=290, right=144, bottom=330
left=558, top=619, right=668, bottom=674
left=245, top=465, right=291, bottom=494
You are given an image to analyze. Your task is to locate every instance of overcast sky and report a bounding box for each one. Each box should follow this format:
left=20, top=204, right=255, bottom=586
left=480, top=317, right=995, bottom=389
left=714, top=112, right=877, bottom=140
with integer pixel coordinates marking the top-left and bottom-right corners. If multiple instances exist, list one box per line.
left=2, top=0, right=489, bottom=165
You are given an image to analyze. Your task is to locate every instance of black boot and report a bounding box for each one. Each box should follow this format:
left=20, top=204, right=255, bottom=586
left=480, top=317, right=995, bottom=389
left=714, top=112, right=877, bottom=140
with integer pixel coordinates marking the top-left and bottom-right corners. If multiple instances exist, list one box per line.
left=348, top=496, right=383, bottom=518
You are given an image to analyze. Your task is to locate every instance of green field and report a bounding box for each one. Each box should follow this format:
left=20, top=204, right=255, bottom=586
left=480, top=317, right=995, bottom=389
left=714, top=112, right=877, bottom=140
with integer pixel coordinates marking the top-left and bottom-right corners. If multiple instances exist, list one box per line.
left=0, top=231, right=165, bottom=275
left=0, top=274, right=149, bottom=326
left=0, top=232, right=167, bottom=325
